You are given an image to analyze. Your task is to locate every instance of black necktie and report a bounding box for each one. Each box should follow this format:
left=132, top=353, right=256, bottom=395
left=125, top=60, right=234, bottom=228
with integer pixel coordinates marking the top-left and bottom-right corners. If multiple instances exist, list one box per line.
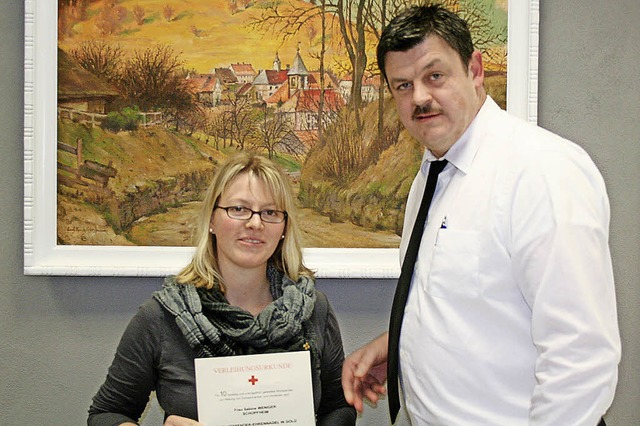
left=387, top=159, right=448, bottom=423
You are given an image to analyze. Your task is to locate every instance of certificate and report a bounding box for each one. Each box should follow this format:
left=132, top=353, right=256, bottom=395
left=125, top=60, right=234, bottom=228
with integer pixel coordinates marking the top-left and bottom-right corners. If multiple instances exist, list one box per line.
left=195, top=351, right=315, bottom=425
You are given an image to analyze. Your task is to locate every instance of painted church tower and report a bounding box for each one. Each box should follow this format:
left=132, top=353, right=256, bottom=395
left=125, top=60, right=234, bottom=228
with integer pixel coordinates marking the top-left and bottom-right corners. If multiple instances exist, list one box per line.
left=273, top=52, right=282, bottom=72
left=287, top=45, right=309, bottom=97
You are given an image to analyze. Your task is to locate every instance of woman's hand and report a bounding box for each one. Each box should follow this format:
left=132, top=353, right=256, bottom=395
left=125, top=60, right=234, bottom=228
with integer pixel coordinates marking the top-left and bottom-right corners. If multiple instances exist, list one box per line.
left=163, top=415, right=205, bottom=426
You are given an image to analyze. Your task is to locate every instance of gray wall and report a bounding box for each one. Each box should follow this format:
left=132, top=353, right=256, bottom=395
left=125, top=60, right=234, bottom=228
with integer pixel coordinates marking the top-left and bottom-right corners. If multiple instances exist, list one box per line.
left=1, top=1, right=638, bottom=425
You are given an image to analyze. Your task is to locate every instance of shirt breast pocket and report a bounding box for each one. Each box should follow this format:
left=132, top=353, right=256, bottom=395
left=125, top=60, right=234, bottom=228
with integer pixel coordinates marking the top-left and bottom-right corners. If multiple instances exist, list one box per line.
left=427, top=229, right=480, bottom=299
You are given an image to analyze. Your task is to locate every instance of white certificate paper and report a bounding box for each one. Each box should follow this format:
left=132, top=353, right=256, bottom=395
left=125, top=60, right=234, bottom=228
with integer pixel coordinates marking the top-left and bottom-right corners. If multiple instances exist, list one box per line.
left=195, top=351, right=315, bottom=426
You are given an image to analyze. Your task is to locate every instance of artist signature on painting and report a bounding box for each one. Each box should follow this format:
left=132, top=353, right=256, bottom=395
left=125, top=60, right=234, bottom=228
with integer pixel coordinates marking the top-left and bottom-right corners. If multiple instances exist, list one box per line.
left=65, top=225, right=109, bottom=241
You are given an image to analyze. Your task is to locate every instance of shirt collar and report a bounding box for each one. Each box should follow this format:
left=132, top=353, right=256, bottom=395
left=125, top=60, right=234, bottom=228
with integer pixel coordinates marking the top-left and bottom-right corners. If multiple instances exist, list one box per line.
left=420, top=96, right=498, bottom=175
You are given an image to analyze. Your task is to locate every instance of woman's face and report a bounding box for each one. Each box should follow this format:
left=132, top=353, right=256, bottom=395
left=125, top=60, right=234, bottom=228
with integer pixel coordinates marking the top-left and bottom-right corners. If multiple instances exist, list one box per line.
left=210, top=173, right=285, bottom=275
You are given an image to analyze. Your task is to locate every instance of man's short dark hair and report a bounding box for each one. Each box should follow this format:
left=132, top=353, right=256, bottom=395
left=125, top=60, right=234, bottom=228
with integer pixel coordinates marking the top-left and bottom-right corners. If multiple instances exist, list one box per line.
left=377, top=5, right=475, bottom=84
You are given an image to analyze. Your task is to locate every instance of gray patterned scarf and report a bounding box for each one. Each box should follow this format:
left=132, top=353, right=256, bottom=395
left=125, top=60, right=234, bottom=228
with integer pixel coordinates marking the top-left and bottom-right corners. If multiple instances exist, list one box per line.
left=154, top=264, right=317, bottom=363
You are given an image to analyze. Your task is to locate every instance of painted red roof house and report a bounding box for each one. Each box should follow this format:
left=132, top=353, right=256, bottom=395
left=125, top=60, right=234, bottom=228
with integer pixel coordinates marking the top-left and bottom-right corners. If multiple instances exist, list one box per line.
left=230, top=63, right=257, bottom=84
left=339, top=73, right=381, bottom=103
left=186, top=73, right=223, bottom=106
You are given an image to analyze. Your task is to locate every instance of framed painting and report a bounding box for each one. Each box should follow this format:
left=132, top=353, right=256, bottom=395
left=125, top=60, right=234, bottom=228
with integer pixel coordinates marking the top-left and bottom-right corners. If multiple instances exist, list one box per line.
left=23, top=0, right=539, bottom=278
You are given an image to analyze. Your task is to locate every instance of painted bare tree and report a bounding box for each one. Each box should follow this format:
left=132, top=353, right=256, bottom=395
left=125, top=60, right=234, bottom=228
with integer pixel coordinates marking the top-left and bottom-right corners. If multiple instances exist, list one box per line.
left=133, top=5, right=145, bottom=26
left=206, top=109, right=234, bottom=150
left=224, top=95, right=260, bottom=150
left=163, top=4, right=176, bottom=22
left=70, top=40, right=123, bottom=84
left=252, top=107, right=297, bottom=159
left=319, top=108, right=366, bottom=186
left=95, top=0, right=127, bottom=36
left=58, top=0, right=90, bottom=39
left=117, top=44, right=199, bottom=132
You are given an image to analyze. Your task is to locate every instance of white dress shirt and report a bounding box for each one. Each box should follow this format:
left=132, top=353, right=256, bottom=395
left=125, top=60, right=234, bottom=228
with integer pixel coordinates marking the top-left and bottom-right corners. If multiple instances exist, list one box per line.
left=399, top=97, right=620, bottom=425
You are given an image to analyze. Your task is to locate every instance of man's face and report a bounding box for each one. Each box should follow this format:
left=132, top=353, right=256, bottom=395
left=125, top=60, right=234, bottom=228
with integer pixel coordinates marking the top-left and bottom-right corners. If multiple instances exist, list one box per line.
left=385, top=35, right=485, bottom=157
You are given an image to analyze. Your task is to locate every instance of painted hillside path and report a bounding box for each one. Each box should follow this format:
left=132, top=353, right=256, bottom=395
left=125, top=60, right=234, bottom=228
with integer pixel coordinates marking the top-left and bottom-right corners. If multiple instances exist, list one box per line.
left=56, top=117, right=401, bottom=249
left=58, top=191, right=401, bottom=248
left=125, top=199, right=401, bottom=248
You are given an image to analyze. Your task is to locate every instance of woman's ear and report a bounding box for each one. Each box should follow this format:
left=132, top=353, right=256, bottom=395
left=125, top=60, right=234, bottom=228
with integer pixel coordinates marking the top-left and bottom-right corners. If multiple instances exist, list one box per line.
left=209, top=214, right=216, bottom=234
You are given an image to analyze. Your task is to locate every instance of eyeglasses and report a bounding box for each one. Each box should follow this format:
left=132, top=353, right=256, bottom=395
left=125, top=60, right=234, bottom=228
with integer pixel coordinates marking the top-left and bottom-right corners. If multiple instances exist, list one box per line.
left=215, top=205, right=288, bottom=224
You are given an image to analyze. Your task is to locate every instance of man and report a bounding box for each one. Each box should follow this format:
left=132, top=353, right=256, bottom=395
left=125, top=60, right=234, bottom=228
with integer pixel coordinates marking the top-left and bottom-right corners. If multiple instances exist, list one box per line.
left=342, top=5, right=620, bottom=425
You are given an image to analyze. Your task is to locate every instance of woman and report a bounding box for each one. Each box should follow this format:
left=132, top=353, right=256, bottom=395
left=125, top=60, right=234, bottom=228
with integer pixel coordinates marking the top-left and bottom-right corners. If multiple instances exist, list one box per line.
left=88, top=152, right=356, bottom=425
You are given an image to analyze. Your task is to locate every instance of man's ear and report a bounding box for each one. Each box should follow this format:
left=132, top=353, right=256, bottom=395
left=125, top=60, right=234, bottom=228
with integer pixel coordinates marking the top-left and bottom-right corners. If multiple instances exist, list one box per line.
left=469, top=50, right=485, bottom=86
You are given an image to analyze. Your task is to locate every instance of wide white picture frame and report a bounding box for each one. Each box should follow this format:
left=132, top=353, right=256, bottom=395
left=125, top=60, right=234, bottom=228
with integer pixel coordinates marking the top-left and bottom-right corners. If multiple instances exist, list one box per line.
left=23, top=0, right=539, bottom=278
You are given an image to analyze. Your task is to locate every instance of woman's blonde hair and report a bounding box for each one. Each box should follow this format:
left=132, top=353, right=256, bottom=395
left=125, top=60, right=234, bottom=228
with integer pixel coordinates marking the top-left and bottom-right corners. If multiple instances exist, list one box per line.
left=175, top=152, right=313, bottom=289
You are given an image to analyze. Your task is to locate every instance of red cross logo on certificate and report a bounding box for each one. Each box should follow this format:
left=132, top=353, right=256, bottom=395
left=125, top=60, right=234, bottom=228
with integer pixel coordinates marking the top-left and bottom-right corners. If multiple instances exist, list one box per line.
left=248, top=375, right=259, bottom=385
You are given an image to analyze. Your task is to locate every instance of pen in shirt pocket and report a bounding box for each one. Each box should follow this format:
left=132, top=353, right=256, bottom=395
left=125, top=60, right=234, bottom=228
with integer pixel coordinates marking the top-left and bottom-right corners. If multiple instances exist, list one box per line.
left=435, top=216, right=447, bottom=246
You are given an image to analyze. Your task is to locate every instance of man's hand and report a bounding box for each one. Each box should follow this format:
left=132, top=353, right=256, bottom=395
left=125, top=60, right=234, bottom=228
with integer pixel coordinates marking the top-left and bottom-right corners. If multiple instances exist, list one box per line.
left=342, top=332, right=390, bottom=413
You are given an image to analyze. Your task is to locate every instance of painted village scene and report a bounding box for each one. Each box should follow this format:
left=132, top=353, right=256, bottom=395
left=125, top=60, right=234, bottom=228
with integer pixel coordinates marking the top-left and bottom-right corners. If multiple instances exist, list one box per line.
left=56, top=0, right=507, bottom=248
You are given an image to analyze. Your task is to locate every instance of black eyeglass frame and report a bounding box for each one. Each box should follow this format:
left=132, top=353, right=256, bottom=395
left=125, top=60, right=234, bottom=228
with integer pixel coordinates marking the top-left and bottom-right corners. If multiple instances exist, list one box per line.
left=215, top=205, right=288, bottom=224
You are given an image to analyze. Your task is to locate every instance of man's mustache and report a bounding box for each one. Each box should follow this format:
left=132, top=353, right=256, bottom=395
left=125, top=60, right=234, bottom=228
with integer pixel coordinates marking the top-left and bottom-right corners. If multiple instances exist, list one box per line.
left=412, top=104, right=440, bottom=119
